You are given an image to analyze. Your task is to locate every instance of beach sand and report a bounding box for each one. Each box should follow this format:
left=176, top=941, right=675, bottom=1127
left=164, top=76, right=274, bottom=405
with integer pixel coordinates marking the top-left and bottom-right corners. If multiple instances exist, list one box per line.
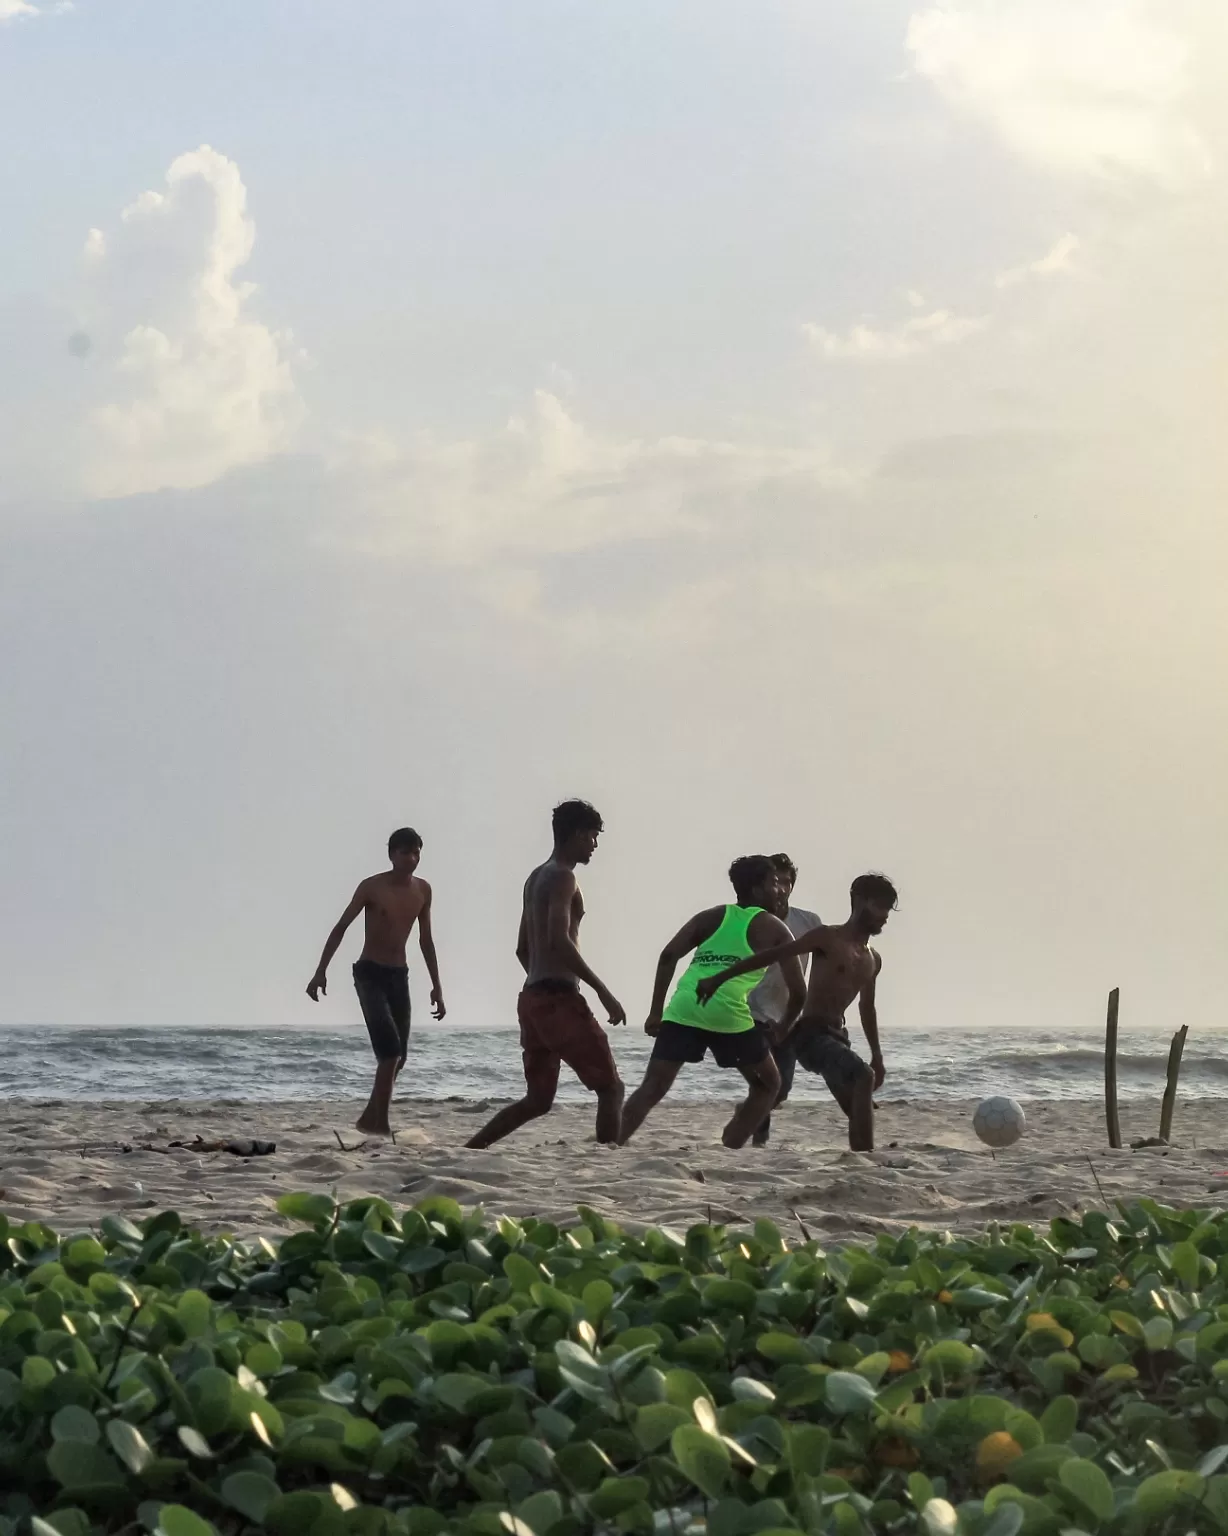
left=2, top=1097, right=1225, bottom=1242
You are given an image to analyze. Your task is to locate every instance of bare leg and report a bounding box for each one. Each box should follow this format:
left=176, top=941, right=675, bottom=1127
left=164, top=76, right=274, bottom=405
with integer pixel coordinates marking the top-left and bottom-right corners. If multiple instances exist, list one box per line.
left=356, top=1059, right=398, bottom=1136
left=619, top=1060, right=683, bottom=1144
left=465, top=1090, right=556, bottom=1150
left=752, top=1037, right=793, bottom=1148
left=724, top=1055, right=781, bottom=1149
left=594, top=1083, right=625, bottom=1146
left=847, top=1075, right=874, bottom=1151
left=752, top=1072, right=791, bottom=1148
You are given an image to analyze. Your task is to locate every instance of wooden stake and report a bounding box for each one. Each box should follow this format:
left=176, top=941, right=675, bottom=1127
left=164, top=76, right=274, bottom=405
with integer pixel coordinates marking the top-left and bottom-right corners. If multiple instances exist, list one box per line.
left=1159, top=1025, right=1189, bottom=1144
left=1105, top=988, right=1122, bottom=1149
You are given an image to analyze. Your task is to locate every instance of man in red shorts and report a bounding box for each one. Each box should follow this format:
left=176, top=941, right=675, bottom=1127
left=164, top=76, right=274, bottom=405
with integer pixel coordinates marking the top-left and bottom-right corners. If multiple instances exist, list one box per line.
left=466, top=800, right=626, bottom=1148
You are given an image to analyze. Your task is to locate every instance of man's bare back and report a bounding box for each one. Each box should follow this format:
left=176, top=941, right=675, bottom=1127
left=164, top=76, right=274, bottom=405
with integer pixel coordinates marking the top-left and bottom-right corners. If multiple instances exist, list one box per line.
left=520, top=860, right=585, bottom=985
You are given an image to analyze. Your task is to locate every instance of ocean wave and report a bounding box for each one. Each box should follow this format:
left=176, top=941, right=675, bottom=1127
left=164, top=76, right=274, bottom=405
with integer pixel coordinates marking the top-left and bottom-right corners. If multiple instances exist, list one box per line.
left=976, top=1048, right=1228, bottom=1077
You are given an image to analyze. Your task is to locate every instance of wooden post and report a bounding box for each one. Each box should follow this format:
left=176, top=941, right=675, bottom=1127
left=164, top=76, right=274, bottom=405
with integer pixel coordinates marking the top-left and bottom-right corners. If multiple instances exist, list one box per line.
left=1105, top=988, right=1122, bottom=1149
left=1159, top=1025, right=1189, bottom=1144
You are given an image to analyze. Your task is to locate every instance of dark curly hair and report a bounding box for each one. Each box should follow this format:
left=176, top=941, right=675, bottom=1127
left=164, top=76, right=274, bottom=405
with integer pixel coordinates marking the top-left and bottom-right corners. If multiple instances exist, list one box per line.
left=850, top=872, right=898, bottom=909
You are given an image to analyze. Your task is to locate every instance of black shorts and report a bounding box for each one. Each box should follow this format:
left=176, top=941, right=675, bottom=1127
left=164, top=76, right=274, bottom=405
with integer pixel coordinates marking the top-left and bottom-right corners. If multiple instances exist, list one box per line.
left=651, top=1020, right=770, bottom=1070
left=792, top=1020, right=872, bottom=1105
left=353, top=961, right=411, bottom=1063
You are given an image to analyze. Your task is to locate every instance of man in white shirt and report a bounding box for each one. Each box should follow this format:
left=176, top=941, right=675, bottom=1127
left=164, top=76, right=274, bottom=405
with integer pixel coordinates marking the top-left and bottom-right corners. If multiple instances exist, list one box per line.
left=748, top=853, right=821, bottom=1146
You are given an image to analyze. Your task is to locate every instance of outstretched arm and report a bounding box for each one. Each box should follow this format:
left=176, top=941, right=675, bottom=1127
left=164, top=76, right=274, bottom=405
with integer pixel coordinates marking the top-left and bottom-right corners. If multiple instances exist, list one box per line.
left=644, top=908, right=725, bottom=1036
left=307, top=884, right=367, bottom=1000
left=858, top=952, right=884, bottom=1088
left=418, top=883, right=445, bottom=1020
left=696, top=924, right=828, bottom=1006
left=545, top=870, right=626, bottom=1025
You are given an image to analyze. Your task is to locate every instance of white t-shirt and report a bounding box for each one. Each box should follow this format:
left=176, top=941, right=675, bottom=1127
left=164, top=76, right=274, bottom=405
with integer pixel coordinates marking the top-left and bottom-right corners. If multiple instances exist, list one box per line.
left=748, top=905, right=821, bottom=1024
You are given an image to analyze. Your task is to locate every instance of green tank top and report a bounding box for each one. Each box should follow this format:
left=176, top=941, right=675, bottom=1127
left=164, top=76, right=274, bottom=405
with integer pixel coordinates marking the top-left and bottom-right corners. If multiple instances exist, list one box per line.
left=662, top=905, right=766, bottom=1034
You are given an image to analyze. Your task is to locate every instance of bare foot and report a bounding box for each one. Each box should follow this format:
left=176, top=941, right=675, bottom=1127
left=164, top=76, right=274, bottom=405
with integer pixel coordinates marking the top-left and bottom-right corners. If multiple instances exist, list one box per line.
left=355, top=1114, right=392, bottom=1137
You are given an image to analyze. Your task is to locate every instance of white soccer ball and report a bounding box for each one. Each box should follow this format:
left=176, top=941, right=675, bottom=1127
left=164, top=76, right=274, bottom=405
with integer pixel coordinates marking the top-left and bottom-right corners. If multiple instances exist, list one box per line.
left=973, top=1095, right=1026, bottom=1149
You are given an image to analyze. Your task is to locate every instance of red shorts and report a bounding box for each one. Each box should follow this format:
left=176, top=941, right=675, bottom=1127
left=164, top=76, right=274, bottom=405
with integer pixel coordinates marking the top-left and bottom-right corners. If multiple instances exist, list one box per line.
left=518, top=980, right=621, bottom=1097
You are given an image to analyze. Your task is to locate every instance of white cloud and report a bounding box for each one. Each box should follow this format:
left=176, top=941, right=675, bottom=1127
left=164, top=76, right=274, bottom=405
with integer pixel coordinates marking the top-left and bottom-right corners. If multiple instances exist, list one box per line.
left=327, top=388, right=855, bottom=564
left=0, top=0, right=72, bottom=19
left=803, top=307, right=987, bottom=362
left=994, top=232, right=1080, bottom=289
left=82, top=146, right=302, bottom=499
left=906, top=0, right=1211, bottom=187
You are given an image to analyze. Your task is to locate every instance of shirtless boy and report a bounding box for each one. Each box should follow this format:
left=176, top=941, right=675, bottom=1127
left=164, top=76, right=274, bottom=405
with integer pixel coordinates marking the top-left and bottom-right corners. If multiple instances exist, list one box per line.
left=306, top=827, right=445, bottom=1136
left=696, top=872, right=897, bottom=1151
left=466, top=800, right=626, bottom=1150
left=619, top=855, right=807, bottom=1149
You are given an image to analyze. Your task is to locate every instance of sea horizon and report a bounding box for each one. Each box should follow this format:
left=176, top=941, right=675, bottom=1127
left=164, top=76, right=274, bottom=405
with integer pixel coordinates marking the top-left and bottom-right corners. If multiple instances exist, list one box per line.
left=1, top=1022, right=1223, bottom=1105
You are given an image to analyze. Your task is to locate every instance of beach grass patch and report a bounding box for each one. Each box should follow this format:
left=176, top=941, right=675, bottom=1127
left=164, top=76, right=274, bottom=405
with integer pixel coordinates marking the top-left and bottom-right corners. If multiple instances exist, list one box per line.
left=0, top=1197, right=1226, bottom=1531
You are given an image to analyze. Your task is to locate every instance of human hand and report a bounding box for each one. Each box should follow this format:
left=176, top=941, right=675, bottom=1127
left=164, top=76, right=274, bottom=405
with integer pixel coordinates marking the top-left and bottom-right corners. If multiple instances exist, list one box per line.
left=306, top=973, right=326, bottom=1002
left=695, top=976, right=720, bottom=1007
left=871, top=1054, right=885, bottom=1090
left=643, top=1015, right=662, bottom=1038
left=599, top=989, right=627, bottom=1027
left=431, top=988, right=446, bottom=1021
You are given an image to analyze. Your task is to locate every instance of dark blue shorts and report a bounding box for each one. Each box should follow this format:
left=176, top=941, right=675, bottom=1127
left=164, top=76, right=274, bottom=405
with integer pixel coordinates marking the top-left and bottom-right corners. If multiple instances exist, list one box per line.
left=353, top=961, right=411, bottom=1063
left=791, top=1020, right=872, bottom=1106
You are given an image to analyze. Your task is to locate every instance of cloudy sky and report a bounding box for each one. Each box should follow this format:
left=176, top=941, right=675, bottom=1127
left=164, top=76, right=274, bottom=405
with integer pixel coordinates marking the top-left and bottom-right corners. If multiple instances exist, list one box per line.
left=1, top=0, right=1224, bottom=1044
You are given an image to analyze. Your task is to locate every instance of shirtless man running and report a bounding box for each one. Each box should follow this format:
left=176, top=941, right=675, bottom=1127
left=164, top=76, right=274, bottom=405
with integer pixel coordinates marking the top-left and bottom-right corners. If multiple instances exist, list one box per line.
left=696, top=872, right=897, bottom=1151
left=466, top=800, right=626, bottom=1150
left=306, top=827, right=445, bottom=1136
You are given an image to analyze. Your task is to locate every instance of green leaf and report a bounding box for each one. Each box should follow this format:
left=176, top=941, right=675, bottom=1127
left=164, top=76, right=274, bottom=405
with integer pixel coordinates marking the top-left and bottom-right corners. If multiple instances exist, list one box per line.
left=756, top=1331, right=812, bottom=1363
left=222, top=1471, right=282, bottom=1523
left=245, top=1341, right=284, bottom=1378
left=176, top=1289, right=211, bottom=1338
left=1134, top=1470, right=1204, bottom=1517
left=589, top=1476, right=651, bottom=1517
left=1039, top=1395, right=1078, bottom=1444
left=1170, top=1240, right=1200, bottom=1287
left=275, top=1192, right=337, bottom=1225
left=582, top=1279, right=614, bottom=1320
left=922, top=1339, right=978, bottom=1373
left=633, top=1402, right=691, bottom=1452
left=1142, top=1316, right=1173, bottom=1351
left=50, top=1405, right=101, bottom=1444
left=825, top=1370, right=878, bottom=1414
left=46, top=1441, right=126, bottom=1489
left=1059, top=1458, right=1115, bottom=1522
left=1109, top=1310, right=1144, bottom=1339
left=704, top=1278, right=759, bottom=1312
left=31, top=1517, right=90, bottom=1536
left=1010, top=1443, right=1074, bottom=1492
left=981, top=1506, right=1024, bottom=1536
left=671, top=1424, right=731, bottom=1498
left=156, top=1508, right=220, bottom=1536
left=107, top=1418, right=156, bottom=1475
left=434, top=1372, right=484, bottom=1413
left=514, top=1492, right=564, bottom=1535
